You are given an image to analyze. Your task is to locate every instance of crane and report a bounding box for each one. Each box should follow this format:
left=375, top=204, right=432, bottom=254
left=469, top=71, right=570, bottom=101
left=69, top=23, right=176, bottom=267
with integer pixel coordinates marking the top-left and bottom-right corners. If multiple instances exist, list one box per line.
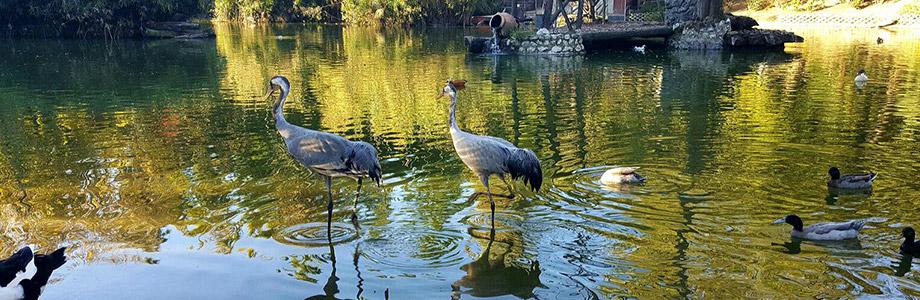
left=439, top=80, right=542, bottom=227
left=265, top=76, right=381, bottom=236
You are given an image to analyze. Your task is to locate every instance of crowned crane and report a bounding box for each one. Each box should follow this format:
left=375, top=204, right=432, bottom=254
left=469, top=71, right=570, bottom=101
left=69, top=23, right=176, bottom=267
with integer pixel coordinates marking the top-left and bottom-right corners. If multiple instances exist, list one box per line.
left=265, top=76, right=381, bottom=236
left=439, top=80, right=542, bottom=227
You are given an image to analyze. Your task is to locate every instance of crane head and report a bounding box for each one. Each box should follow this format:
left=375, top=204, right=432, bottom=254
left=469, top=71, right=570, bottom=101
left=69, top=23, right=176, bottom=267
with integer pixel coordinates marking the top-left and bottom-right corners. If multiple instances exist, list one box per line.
left=437, top=79, right=464, bottom=99
left=264, top=75, right=290, bottom=99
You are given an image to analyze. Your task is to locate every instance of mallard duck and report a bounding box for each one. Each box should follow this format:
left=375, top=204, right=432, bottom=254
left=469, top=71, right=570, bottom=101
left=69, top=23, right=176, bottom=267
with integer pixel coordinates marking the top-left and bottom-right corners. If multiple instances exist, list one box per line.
left=0, top=246, right=66, bottom=300
left=827, top=166, right=876, bottom=189
left=773, top=214, right=865, bottom=241
left=632, top=45, right=646, bottom=54
left=854, top=69, right=869, bottom=82
left=902, top=227, right=920, bottom=256
left=600, top=167, right=645, bottom=185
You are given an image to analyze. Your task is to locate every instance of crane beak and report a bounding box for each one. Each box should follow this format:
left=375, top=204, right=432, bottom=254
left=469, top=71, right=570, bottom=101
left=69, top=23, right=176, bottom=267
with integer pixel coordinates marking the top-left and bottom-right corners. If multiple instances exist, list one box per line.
left=263, top=87, right=275, bottom=100
left=772, top=217, right=786, bottom=224
left=436, top=90, right=445, bottom=99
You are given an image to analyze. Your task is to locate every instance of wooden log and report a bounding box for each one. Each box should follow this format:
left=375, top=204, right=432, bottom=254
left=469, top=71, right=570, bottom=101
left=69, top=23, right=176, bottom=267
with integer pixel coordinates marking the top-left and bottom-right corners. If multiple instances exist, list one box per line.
left=579, top=26, right=673, bottom=42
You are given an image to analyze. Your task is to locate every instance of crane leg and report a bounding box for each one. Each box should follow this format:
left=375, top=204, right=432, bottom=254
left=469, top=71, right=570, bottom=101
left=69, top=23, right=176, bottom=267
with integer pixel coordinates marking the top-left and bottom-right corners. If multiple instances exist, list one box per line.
left=480, top=175, right=495, bottom=228
left=325, top=176, right=333, bottom=239
left=351, top=178, right=362, bottom=227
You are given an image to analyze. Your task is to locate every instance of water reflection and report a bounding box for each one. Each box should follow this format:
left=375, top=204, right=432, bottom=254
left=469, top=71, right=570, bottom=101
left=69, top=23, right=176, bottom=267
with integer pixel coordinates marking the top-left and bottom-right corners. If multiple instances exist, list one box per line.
left=894, top=255, right=913, bottom=277
left=825, top=187, right=872, bottom=205
left=304, top=243, right=340, bottom=300
left=1, top=25, right=920, bottom=298
left=451, top=228, right=542, bottom=299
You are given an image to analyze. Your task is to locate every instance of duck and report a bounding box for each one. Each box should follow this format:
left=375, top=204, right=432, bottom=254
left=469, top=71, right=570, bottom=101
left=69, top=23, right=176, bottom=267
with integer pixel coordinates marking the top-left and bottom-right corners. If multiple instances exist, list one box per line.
left=0, top=246, right=66, bottom=300
left=632, top=45, right=646, bottom=54
left=901, top=227, right=920, bottom=256
left=854, top=69, right=869, bottom=82
left=827, top=166, right=876, bottom=189
left=600, top=167, right=645, bottom=185
left=772, top=214, right=865, bottom=241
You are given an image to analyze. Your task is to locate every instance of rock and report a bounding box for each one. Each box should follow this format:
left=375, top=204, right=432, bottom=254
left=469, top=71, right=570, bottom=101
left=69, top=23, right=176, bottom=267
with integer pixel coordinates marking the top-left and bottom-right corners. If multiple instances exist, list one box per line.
left=724, top=29, right=804, bottom=48
left=144, top=28, right=177, bottom=38
left=575, top=44, right=584, bottom=52
left=537, top=28, right=550, bottom=35
left=726, top=13, right=759, bottom=31
left=551, top=46, right=562, bottom=53
left=668, top=18, right=732, bottom=49
left=143, top=21, right=213, bottom=39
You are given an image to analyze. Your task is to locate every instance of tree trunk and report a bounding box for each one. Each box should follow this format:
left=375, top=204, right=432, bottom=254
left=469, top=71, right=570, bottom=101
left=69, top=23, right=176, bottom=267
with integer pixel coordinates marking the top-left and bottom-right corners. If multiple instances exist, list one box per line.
left=541, top=0, right=555, bottom=28
left=558, top=0, right=575, bottom=32
left=666, top=0, right=723, bottom=25
left=708, top=0, right=723, bottom=19
left=575, top=0, right=584, bottom=29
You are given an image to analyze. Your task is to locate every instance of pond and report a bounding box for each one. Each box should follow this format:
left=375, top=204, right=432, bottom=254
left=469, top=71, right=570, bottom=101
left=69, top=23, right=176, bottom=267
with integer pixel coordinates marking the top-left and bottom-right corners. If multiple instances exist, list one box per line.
left=1, top=24, right=920, bottom=299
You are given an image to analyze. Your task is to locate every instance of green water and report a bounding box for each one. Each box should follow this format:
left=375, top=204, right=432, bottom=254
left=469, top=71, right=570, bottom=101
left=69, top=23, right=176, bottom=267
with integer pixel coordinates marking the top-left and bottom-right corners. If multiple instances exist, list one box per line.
left=1, top=24, right=920, bottom=299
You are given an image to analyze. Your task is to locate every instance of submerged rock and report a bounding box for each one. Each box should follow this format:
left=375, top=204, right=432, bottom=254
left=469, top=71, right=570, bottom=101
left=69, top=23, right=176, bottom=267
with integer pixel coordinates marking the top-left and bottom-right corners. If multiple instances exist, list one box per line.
left=143, top=21, right=214, bottom=39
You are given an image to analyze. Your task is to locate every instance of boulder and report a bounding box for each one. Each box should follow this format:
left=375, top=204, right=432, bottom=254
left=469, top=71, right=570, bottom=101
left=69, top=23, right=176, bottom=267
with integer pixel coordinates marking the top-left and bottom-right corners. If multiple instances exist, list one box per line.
left=726, top=13, right=759, bottom=31
left=724, top=29, right=804, bottom=48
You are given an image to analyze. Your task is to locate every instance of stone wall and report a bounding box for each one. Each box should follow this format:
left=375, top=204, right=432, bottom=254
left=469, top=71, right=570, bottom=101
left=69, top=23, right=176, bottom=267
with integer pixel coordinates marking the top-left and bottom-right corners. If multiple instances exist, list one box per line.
left=513, top=29, right=585, bottom=55
left=669, top=18, right=732, bottom=49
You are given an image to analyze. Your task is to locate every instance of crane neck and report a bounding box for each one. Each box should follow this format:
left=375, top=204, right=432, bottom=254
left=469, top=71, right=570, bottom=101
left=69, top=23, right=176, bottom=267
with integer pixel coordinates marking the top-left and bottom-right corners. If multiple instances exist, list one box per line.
left=272, top=87, right=292, bottom=139
left=448, top=93, right=459, bottom=132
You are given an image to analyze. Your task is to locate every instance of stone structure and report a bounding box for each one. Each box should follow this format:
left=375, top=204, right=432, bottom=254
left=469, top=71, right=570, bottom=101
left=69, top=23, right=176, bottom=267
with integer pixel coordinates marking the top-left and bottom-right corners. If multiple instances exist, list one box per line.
left=465, top=28, right=584, bottom=55
left=669, top=14, right=802, bottom=49
left=514, top=29, right=585, bottom=55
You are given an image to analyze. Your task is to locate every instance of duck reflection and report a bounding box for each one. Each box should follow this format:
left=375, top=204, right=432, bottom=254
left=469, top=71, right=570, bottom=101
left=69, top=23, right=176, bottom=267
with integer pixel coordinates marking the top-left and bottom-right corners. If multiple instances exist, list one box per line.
left=825, top=187, right=871, bottom=205
left=893, top=255, right=913, bottom=277
left=451, top=228, right=543, bottom=299
left=772, top=238, right=803, bottom=254
left=772, top=237, right=863, bottom=255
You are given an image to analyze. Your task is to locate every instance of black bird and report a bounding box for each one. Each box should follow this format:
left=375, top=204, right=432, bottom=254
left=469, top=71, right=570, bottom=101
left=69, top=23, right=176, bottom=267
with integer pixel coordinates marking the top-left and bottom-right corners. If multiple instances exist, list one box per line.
left=901, top=227, right=920, bottom=256
left=0, top=246, right=66, bottom=300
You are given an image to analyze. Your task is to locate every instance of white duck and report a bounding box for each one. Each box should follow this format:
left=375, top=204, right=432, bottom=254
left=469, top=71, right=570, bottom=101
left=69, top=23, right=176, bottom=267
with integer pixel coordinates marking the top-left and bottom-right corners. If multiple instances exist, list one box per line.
left=632, top=45, right=646, bottom=54
left=600, top=167, right=645, bottom=185
left=854, top=69, right=869, bottom=82
left=773, top=215, right=865, bottom=241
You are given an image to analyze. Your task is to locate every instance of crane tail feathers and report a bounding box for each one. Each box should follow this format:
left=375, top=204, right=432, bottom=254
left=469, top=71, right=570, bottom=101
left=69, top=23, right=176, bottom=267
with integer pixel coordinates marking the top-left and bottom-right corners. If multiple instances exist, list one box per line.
left=508, top=149, right=542, bottom=192
left=346, top=141, right=382, bottom=185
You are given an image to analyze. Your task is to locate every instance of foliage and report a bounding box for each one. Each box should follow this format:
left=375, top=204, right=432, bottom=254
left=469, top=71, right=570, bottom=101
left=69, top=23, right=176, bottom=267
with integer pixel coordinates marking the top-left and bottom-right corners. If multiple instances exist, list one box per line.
left=733, top=0, right=892, bottom=11
left=0, top=0, right=499, bottom=37
left=900, top=2, right=920, bottom=14
left=341, top=0, right=498, bottom=26
left=508, top=27, right=535, bottom=40
left=0, top=0, right=208, bottom=37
